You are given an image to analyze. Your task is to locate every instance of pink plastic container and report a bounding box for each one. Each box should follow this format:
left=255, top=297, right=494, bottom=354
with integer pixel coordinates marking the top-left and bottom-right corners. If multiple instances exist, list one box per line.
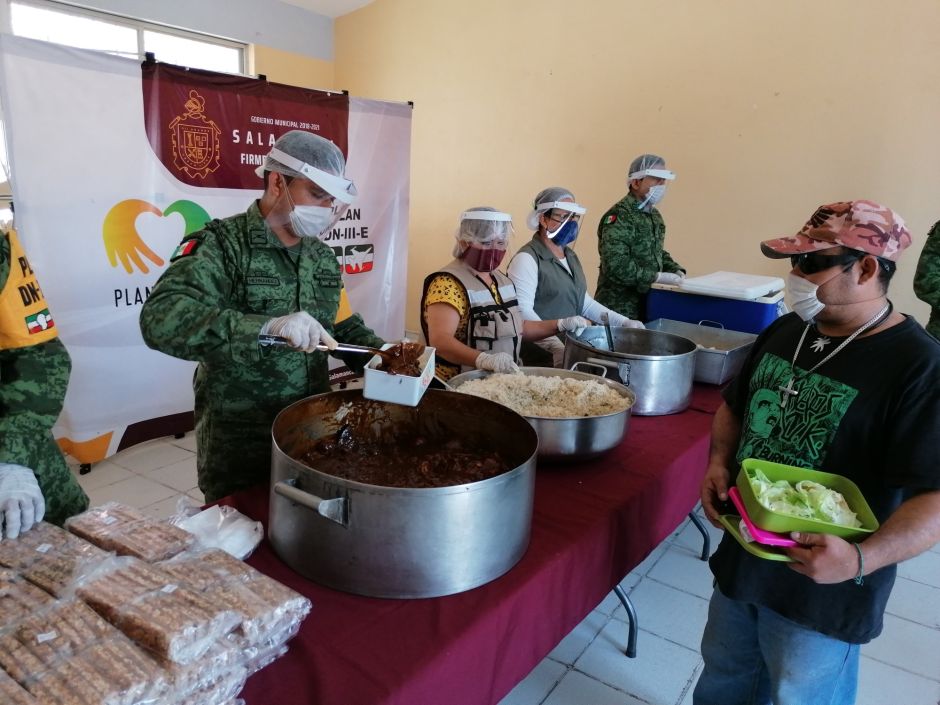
left=728, top=487, right=798, bottom=547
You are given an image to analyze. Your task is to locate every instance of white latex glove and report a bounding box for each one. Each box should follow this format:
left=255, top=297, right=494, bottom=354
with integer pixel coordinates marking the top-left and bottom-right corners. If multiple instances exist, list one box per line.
left=475, top=351, right=521, bottom=374
left=557, top=316, right=592, bottom=334
left=603, top=311, right=646, bottom=329
left=0, top=463, right=45, bottom=540
left=260, top=311, right=338, bottom=353
left=654, top=272, right=684, bottom=286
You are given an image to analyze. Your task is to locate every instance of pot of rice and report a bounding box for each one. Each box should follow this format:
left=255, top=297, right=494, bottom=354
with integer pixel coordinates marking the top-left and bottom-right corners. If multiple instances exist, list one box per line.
left=447, top=366, right=636, bottom=461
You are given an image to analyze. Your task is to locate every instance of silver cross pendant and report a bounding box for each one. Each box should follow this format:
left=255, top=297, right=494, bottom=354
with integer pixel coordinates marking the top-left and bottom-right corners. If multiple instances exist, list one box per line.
left=778, top=377, right=799, bottom=408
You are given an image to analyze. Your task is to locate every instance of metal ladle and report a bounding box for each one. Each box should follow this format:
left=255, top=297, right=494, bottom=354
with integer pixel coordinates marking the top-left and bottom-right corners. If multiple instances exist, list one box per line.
left=602, top=313, right=616, bottom=352
left=259, top=334, right=398, bottom=365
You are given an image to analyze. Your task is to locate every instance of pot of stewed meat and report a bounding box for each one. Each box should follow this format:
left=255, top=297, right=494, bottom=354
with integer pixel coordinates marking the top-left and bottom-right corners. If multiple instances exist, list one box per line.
left=268, top=389, right=539, bottom=598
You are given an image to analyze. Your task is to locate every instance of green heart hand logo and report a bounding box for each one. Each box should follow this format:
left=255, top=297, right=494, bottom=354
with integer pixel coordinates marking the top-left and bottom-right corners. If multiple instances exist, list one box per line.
left=103, top=199, right=210, bottom=274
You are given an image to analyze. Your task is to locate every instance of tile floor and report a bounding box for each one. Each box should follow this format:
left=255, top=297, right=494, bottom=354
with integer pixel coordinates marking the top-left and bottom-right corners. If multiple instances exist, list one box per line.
left=68, top=436, right=940, bottom=705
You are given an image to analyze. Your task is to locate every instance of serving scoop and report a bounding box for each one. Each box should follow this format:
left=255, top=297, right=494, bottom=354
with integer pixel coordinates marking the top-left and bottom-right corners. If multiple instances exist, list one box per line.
left=259, top=335, right=397, bottom=365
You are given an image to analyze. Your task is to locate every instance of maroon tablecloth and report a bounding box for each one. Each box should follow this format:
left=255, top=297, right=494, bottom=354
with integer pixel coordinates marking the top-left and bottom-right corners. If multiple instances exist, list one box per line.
left=225, top=385, right=723, bottom=705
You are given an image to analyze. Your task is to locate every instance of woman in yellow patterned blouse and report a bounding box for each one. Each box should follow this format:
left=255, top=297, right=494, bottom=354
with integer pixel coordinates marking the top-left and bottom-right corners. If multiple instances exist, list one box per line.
left=420, top=207, right=592, bottom=380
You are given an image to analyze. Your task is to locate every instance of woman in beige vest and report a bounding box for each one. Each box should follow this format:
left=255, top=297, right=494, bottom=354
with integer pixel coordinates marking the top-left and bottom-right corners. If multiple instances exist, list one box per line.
left=420, top=208, right=590, bottom=381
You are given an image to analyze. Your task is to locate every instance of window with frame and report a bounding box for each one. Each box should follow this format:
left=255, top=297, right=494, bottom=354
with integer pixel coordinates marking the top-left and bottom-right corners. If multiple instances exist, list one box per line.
left=8, top=0, right=247, bottom=72
left=0, top=0, right=248, bottom=197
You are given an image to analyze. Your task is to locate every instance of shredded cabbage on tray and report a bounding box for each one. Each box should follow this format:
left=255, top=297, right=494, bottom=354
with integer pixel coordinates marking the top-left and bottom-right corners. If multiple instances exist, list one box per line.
left=748, top=469, right=862, bottom=528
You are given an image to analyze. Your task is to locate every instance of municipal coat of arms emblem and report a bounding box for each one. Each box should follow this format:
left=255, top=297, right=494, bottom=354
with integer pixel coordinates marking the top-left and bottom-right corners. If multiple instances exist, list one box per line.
left=169, top=90, right=221, bottom=179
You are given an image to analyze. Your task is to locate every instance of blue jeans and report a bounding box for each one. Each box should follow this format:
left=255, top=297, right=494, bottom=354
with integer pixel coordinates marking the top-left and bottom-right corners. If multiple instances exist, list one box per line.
left=694, top=587, right=859, bottom=705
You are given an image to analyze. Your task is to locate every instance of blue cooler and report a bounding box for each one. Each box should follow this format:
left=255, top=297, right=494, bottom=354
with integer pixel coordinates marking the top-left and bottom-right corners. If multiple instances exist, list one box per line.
left=646, top=271, right=786, bottom=334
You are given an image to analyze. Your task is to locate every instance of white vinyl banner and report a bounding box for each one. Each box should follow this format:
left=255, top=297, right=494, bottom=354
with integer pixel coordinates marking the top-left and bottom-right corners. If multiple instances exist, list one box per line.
left=0, top=35, right=411, bottom=463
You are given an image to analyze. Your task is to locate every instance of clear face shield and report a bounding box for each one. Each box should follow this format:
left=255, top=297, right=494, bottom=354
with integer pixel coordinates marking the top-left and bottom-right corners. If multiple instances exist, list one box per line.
left=456, top=210, right=514, bottom=272
left=529, top=200, right=586, bottom=247
left=628, top=167, right=675, bottom=209
left=260, top=147, right=358, bottom=239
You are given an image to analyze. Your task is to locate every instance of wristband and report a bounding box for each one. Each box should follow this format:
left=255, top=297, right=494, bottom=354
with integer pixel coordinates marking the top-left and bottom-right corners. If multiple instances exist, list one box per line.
left=852, top=543, right=864, bottom=586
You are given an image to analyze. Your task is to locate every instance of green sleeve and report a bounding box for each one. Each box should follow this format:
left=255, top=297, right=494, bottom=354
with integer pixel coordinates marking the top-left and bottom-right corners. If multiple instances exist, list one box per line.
left=332, top=312, right=385, bottom=373
left=139, top=231, right=268, bottom=367
left=598, top=213, right=660, bottom=294
left=0, top=338, right=71, bottom=466
left=661, top=248, right=685, bottom=275
left=914, top=221, right=940, bottom=310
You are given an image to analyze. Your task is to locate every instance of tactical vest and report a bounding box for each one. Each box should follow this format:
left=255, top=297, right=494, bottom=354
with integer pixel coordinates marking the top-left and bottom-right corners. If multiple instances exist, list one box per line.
left=422, top=259, right=523, bottom=372
left=0, top=228, right=59, bottom=349
left=516, top=234, right=587, bottom=320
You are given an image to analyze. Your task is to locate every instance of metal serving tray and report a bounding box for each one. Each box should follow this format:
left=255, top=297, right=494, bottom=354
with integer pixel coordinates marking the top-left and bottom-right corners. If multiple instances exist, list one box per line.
left=645, top=319, right=756, bottom=385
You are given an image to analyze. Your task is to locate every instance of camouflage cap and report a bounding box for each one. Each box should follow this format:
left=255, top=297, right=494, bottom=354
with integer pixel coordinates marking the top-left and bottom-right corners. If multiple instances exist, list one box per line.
left=761, top=200, right=912, bottom=262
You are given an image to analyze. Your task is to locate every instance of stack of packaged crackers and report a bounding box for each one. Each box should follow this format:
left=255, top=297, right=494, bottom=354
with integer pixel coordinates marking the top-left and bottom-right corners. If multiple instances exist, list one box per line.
left=0, top=502, right=311, bottom=705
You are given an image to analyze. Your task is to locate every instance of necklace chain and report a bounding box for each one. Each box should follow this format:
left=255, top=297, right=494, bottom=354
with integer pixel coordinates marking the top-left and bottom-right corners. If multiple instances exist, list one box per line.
left=777, top=302, right=891, bottom=408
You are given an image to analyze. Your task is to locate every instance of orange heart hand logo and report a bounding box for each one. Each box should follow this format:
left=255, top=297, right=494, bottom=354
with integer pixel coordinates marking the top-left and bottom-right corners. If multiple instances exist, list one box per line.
left=103, top=199, right=210, bottom=274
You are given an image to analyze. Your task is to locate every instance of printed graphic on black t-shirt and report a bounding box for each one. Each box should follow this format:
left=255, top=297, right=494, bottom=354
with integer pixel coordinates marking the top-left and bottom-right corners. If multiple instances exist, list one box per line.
left=737, top=353, right=858, bottom=468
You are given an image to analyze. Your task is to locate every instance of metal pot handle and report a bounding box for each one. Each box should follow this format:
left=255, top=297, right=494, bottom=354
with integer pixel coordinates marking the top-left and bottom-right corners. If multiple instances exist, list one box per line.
left=569, top=361, right=607, bottom=377
left=274, top=479, right=348, bottom=527
left=584, top=356, right=632, bottom=387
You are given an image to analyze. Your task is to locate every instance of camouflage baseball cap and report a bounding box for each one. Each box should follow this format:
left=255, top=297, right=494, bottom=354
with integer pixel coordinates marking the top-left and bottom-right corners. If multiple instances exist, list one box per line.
left=760, top=200, right=912, bottom=262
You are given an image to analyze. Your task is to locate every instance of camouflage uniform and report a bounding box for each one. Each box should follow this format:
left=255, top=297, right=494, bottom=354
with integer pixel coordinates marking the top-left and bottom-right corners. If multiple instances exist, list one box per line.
left=594, top=192, right=684, bottom=320
left=0, top=230, right=88, bottom=525
left=914, top=220, right=940, bottom=339
left=139, top=202, right=383, bottom=501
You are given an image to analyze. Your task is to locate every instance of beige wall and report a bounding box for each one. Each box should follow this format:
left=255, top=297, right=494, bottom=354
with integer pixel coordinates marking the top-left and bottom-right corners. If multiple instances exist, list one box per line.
left=335, top=0, right=939, bottom=332
left=252, top=44, right=335, bottom=92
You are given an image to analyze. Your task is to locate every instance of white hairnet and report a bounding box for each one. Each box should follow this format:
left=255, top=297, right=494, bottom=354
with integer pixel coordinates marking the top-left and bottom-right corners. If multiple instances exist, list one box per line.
left=627, top=153, right=676, bottom=182
left=525, top=186, right=586, bottom=230
left=452, top=207, right=513, bottom=257
left=255, top=130, right=356, bottom=203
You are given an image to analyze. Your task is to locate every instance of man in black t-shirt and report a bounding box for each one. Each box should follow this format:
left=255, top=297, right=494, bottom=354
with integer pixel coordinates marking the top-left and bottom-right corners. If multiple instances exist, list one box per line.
left=694, top=201, right=940, bottom=705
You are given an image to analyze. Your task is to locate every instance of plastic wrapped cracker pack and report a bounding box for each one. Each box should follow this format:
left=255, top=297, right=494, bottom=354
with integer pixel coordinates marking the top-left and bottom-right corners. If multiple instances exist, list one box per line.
left=22, top=634, right=169, bottom=705
left=150, top=638, right=242, bottom=697
left=0, top=568, right=56, bottom=630
left=76, top=557, right=241, bottom=664
left=162, top=549, right=311, bottom=646
left=0, top=659, right=39, bottom=705
left=66, top=503, right=195, bottom=562
left=0, top=600, right=115, bottom=682
left=0, top=522, right=102, bottom=569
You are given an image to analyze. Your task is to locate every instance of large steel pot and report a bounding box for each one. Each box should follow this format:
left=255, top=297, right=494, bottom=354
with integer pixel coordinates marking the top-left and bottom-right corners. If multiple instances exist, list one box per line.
left=563, top=327, right=697, bottom=416
left=447, top=365, right=636, bottom=462
left=268, top=389, right=538, bottom=599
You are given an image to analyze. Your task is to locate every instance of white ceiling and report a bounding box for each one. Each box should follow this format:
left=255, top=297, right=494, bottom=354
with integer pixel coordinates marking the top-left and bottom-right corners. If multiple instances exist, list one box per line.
left=279, top=0, right=376, bottom=19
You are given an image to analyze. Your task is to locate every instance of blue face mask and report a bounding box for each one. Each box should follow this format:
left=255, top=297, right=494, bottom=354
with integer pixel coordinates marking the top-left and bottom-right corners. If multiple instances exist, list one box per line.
left=548, top=219, right=580, bottom=248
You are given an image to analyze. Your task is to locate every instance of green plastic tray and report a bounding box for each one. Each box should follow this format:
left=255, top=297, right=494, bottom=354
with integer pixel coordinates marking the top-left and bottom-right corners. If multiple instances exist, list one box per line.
left=718, top=514, right=793, bottom=562
left=736, top=458, right=879, bottom=541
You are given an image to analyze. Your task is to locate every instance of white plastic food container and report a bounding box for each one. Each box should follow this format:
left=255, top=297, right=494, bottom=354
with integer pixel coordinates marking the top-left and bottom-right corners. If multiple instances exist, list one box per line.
left=363, top=347, right=436, bottom=406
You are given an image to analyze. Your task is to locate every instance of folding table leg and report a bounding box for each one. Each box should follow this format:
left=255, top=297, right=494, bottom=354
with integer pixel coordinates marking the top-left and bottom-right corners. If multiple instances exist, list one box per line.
left=687, top=511, right=710, bottom=561
left=613, top=584, right=638, bottom=658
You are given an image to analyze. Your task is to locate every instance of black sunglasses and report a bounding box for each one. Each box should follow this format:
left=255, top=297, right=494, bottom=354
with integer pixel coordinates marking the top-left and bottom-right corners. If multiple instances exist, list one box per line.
left=789, top=251, right=864, bottom=275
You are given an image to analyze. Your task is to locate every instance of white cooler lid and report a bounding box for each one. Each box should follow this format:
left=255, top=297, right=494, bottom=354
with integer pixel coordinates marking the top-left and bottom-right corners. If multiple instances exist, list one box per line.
left=677, top=271, right=785, bottom=300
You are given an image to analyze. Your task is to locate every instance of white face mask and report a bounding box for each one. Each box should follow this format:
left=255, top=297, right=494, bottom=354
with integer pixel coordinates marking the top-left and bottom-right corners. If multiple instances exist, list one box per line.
left=638, top=184, right=666, bottom=210
left=283, top=184, right=335, bottom=239
left=785, top=272, right=825, bottom=321
left=289, top=204, right=334, bottom=239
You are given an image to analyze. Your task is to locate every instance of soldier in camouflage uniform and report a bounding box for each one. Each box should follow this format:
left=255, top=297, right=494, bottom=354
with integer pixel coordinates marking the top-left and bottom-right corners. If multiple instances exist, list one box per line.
left=0, top=225, right=89, bottom=535
left=914, top=220, right=940, bottom=338
left=595, top=154, right=685, bottom=320
left=140, top=131, right=384, bottom=502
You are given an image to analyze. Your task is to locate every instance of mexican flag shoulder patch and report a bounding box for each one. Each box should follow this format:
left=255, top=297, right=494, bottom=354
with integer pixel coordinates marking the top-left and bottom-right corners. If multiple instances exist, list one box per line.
left=605, top=214, right=617, bottom=225
left=25, top=308, right=54, bottom=334
left=171, top=239, right=199, bottom=260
